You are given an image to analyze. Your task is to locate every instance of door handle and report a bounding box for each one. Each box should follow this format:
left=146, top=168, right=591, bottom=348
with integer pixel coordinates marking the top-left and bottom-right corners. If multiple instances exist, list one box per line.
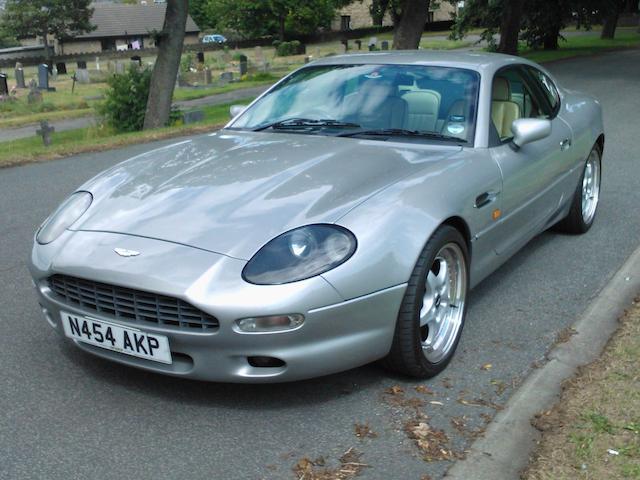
left=560, top=138, right=572, bottom=151
left=475, top=191, right=499, bottom=209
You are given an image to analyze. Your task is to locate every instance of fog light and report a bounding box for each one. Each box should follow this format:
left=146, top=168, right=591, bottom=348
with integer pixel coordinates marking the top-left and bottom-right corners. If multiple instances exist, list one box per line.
left=235, top=314, right=304, bottom=333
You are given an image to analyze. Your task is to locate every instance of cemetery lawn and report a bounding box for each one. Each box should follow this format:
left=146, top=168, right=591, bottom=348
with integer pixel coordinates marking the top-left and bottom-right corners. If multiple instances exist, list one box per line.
left=520, top=28, right=640, bottom=63
left=0, top=99, right=253, bottom=168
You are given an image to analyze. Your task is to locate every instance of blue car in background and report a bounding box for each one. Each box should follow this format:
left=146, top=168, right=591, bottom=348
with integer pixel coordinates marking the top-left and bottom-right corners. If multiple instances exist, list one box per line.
left=202, top=34, right=227, bottom=44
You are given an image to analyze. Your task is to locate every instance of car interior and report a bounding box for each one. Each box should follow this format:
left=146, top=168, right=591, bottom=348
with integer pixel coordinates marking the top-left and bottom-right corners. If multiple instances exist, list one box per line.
left=340, top=72, right=475, bottom=141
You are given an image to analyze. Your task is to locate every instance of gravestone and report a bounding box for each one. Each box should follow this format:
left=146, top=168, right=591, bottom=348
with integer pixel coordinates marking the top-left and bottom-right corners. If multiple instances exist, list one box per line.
left=51, top=66, right=58, bottom=82
left=355, top=40, right=362, bottom=50
left=115, top=61, right=125, bottom=74
left=339, top=42, right=347, bottom=54
left=77, top=60, right=87, bottom=69
left=15, top=67, right=26, bottom=89
left=95, top=57, right=100, bottom=71
left=304, top=56, right=311, bottom=64
left=76, top=68, right=90, bottom=84
left=0, top=73, right=8, bottom=95
left=56, top=62, right=67, bottom=75
left=196, top=51, right=205, bottom=64
left=131, top=55, right=142, bottom=66
left=381, top=40, right=389, bottom=50
left=341, top=39, right=349, bottom=52
left=183, top=110, right=205, bottom=124
left=368, top=37, right=378, bottom=48
left=238, top=54, right=248, bottom=76
left=38, top=64, right=49, bottom=90
left=36, top=120, right=55, bottom=147
left=203, top=67, right=212, bottom=85
left=220, top=71, right=233, bottom=83
left=27, top=80, right=43, bottom=104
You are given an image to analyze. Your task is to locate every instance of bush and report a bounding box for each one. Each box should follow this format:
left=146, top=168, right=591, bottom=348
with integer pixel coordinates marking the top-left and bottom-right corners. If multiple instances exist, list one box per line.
left=275, top=40, right=305, bottom=57
left=98, top=66, right=151, bottom=133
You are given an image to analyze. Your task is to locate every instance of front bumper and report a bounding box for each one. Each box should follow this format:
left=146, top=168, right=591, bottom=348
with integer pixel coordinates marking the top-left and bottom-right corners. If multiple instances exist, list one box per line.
left=30, top=231, right=406, bottom=382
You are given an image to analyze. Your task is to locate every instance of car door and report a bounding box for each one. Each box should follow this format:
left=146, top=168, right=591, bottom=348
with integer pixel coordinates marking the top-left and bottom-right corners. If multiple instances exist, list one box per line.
left=488, top=65, right=574, bottom=257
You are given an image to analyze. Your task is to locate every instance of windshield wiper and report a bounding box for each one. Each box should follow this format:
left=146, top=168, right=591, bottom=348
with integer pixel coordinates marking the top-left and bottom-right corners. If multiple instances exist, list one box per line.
left=252, top=118, right=361, bottom=132
left=337, top=128, right=467, bottom=143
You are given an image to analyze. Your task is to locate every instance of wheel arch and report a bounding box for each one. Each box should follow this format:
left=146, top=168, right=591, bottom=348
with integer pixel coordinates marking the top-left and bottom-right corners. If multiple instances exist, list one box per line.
left=442, top=216, right=472, bottom=261
left=596, top=133, right=605, bottom=156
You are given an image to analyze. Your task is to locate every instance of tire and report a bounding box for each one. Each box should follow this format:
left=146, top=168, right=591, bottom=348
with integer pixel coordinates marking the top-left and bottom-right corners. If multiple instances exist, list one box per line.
left=383, top=225, right=469, bottom=378
left=555, top=144, right=602, bottom=234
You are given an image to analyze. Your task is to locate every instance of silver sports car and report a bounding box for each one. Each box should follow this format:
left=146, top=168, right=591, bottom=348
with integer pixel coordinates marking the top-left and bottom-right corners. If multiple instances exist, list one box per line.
left=29, top=51, right=604, bottom=382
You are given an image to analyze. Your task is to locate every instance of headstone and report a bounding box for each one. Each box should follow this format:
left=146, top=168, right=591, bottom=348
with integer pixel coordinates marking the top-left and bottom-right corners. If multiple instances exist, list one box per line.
left=304, top=56, right=310, bottom=64
left=95, top=57, right=100, bottom=71
left=339, top=43, right=347, bottom=54
left=56, top=62, right=67, bottom=75
left=77, top=60, right=87, bottom=69
left=183, top=110, right=205, bottom=124
left=15, top=68, right=26, bottom=89
left=381, top=40, right=389, bottom=51
left=196, top=51, right=205, bottom=64
left=131, top=55, right=142, bottom=66
left=51, top=66, right=58, bottom=82
left=115, top=61, right=125, bottom=74
left=36, top=120, right=55, bottom=147
left=355, top=40, right=362, bottom=50
left=76, top=68, right=90, bottom=84
left=341, top=39, right=349, bottom=52
left=203, top=67, right=212, bottom=85
left=238, top=54, right=248, bottom=76
left=368, top=37, right=377, bottom=48
left=38, top=64, right=49, bottom=90
left=0, top=73, right=8, bottom=95
left=27, top=80, right=43, bottom=104
left=220, top=71, right=233, bottom=83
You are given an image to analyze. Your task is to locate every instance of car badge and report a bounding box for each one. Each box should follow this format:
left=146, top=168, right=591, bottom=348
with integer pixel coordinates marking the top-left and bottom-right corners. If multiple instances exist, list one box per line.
left=114, top=248, right=141, bottom=257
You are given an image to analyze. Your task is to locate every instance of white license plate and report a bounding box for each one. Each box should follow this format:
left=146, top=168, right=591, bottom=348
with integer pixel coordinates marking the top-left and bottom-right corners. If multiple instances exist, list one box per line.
left=61, top=311, right=172, bottom=364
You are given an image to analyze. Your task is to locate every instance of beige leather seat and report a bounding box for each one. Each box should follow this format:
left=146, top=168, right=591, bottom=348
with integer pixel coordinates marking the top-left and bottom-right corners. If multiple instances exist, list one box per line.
left=491, top=77, right=520, bottom=139
left=402, top=90, right=441, bottom=132
left=343, top=80, right=407, bottom=130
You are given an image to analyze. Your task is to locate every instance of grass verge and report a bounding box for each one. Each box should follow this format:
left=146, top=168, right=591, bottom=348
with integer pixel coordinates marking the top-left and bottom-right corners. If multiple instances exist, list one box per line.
left=521, top=28, right=640, bottom=63
left=523, top=297, right=640, bottom=480
left=0, top=99, right=253, bottom=169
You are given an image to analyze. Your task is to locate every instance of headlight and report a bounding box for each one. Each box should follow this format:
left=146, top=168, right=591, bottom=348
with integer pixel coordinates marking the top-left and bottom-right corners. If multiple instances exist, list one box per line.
left=36, top=191, right=93, bottom=245
left=242, top=224, right=357, bottom=285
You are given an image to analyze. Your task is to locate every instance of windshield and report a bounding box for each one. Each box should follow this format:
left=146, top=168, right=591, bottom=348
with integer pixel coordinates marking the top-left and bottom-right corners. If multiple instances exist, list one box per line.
left=230, top=64, right=480, bottom=144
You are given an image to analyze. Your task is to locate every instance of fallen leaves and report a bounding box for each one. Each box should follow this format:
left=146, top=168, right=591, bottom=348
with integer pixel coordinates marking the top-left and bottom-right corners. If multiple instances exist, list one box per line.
left=293, top=448, right=368, bottom=480
left=354, top=422, right=377, bottom=439
left=457, top=397, right=504, bottom=411
left=480, top=363, right=493, bottom=371
left=415, top=385, right=435, bottom=395
left=404, top=416, right=454, bottom=462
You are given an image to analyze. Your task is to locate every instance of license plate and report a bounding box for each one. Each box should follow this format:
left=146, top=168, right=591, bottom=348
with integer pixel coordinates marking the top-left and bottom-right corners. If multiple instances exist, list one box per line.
left=61, top=311, right=172, bottom=364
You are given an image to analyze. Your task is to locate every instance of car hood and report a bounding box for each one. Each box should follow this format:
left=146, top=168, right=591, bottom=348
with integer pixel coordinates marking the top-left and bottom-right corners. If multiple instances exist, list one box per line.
left=76, top=130, right=461, bottom=260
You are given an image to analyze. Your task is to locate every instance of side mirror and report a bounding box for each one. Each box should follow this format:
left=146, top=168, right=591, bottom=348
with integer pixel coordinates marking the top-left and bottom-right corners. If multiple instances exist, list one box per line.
left=230, top=104, right=247, bottom=119
left=511, top=118, right=552, bottom=149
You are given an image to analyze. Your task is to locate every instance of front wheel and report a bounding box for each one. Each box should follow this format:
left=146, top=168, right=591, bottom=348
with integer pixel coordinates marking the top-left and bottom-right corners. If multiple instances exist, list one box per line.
left=383, top=225, right=469, bottom=378
left=556, top=144, right=602, bottom=234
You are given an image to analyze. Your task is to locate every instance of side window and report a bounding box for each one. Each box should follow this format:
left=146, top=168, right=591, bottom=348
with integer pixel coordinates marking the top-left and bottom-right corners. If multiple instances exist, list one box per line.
left=526, top=67, right=560, bottom=116
left=491, top=67, right=545, bottom=141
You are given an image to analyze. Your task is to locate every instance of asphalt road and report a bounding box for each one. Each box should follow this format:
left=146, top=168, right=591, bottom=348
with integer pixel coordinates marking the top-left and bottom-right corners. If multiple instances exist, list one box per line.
left=1, top=50, right=639, bottom=480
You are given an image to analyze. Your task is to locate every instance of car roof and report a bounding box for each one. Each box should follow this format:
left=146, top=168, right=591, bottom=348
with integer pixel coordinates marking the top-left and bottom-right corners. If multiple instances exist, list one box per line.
left=309, top=50, right=541, bottom=75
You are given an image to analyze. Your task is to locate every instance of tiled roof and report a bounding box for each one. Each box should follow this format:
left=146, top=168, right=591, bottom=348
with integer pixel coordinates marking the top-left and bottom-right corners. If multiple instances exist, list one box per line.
left=75, top=3, right=200, bottom=39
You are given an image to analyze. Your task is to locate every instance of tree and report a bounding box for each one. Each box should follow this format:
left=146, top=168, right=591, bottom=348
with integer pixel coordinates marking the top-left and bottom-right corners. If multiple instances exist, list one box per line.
left=521, top=0, right=573, bottom=50
left=0, top=26, right=20, bottom=49
left=203, top=0, right=353, bottom=41
left=497, top=0, right=524, bottom=55
left=1, top=0, right=94, bottom=63
left=143, top=0, right=188, bottom=130
left=449, top=0, right=513, bottom=53
left=189, top=0, right=213, bottom=30
left=601, top=0, right=625, bottom=39
left=392, top=0, right=431, bottom=49
left=369, top=0, right=392, bottom=26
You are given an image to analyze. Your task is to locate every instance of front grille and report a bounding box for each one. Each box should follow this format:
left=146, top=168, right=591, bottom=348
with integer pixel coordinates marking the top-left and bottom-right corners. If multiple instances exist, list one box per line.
left=48, top=275, right=219, bottom=331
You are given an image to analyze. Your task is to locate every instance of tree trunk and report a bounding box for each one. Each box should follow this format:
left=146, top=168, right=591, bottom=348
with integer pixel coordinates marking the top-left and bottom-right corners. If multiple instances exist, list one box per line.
left=41, top=27, right=52, bottom=65
left=497, top=0, right=523, bottom=55
left=143, top=0, right=188, bottom=130
left=601, top=10, right=620, bottom=39
left=393, top=0, right=431, bottom=50
left=278, top=15, right=286, bottom=42
left=543, top=25, right=560, bottom=50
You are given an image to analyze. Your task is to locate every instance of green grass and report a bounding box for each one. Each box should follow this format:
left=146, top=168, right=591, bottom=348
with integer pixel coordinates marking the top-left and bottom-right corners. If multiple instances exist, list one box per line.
left=420, top=38, right=473, bottom=50
left=0, top=97, right=255, bottom=168
left=521, top=28, right=640, bottom=63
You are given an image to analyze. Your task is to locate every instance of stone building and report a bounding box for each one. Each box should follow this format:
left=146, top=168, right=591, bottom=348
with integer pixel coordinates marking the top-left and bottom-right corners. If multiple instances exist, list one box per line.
left=333, top=1, right=458, bottom=31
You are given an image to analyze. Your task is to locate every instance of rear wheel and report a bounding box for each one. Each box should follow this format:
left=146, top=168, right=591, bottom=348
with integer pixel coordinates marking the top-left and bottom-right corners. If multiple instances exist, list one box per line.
left=383, top=225, right=469, bottom=378
left=556, top=144, right=602, bottom=234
